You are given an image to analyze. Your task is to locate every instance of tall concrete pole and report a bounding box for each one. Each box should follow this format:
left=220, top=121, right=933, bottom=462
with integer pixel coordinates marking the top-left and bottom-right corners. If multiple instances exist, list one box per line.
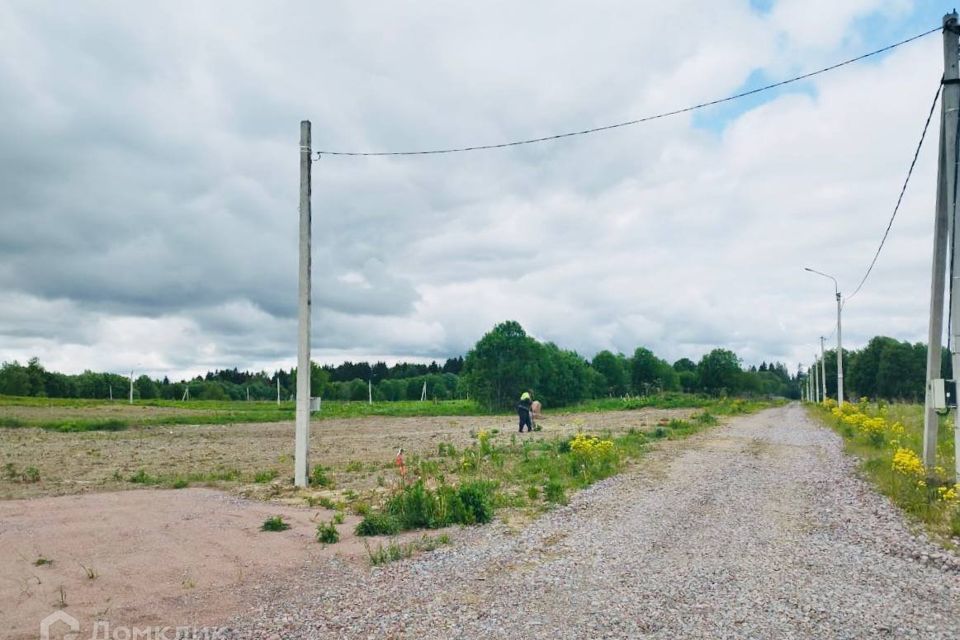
left=945, top=11, right=960, bottom=480
left=820, top=337, right=827, bottom=402
left=295, top=121, right=312, bottom=488
left=129, top=370, right=134, bottom=405
left=813, top=359, right=819, bottom=403
left=925, top=13, right=958, bottom=469
left=836, top=293, right=844, bottom=407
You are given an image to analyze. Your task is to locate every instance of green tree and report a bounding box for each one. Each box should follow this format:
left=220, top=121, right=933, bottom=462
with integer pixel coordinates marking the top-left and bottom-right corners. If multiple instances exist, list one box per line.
left=135, top=375, right=158, bottom=399
left=698, top=349, right=741, bottom=395
left=537, top=343, right=591, bottom=407
left=0, top=361, right=30, bottom=396
left=591, top=350, right=628, bottom=396
left=462, top=321, right=542, bottom=409
left=631, top=348, right=677, bottom=394
left=291, top=361, right=332, bottom=398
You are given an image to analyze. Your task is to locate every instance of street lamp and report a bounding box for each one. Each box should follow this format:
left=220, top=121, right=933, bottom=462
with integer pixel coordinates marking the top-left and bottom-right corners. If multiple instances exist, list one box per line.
left=805, top=267, right=844, bottom=407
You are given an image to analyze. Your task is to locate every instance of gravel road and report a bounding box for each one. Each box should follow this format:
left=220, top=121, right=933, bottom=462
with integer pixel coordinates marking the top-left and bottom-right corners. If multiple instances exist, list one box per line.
left=230, top=404, right=960, bottom=639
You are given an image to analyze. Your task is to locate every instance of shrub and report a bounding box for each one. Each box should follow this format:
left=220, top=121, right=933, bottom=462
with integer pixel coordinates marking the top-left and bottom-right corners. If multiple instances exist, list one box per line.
left=316, top=521, right=339, bottom=544
left=355, top=512, right=401, bottom=536
left=260, top=516, right=291, bottom=532
left=455, top=481, right=494, bottom=524
left=385, top=479, right=495, bottom=530
left=311, top=464, right=333, bottom=487
left=544, top=479, right=567, bottom=504
left=171, top=478, right=189, bottom=489
left=388, top=480, right=439, bottom=529
left=332, top=511, right=345, bottom=525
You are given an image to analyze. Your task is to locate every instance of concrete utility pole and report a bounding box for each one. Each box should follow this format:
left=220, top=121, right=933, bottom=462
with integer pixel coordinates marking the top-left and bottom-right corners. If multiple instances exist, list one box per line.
left=806, top=267, right=842, bottom=405
left=836, top=291, right=844, bottom=406
left=368, top=379, right=373, bottom=405
left=295, top=120, right=313, bottom=488
left=924, top=12, right=959, bottom=469
left=277, top=377, right=281, bottom=407
left=820, top=337, right=827, bottom=402
left=946, top=13, right=960, bottom=481
left=812, top=359, right=819, bottom=403
left=129, top=370, right=134, bottom=404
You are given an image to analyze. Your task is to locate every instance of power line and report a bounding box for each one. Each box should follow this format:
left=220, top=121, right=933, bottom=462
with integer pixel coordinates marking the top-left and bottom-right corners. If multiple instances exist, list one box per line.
left=316, top=26, right=940, bottom=158
left=843, top=80, right=942, bottom=305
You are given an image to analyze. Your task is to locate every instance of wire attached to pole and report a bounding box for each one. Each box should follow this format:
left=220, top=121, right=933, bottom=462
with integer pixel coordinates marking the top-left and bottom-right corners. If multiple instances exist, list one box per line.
left=843, top=80, right=943, bottom=305
left=315, top=27, right=940, bottom=158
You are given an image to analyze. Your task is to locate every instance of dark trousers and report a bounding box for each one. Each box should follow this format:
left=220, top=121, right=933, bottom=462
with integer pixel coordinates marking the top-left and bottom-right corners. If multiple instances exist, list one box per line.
left=518, top=410, right=532, bottom=432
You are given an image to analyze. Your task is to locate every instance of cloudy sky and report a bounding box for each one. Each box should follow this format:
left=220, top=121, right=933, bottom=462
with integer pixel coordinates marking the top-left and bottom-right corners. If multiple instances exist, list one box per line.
left=0, top=0, right=951, bottom=379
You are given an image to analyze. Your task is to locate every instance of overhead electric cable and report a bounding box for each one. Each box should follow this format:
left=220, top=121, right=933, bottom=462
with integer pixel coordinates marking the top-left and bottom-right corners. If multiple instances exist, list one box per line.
left=316, top=26, right=940, bottom=157
left=844, top=80, right=942, bottom=305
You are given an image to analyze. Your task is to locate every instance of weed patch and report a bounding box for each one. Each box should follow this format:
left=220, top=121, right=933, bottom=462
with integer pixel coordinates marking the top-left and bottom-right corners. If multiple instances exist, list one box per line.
left=315, top=521, right=339, bottom=544
left=364, top=534, right=451, bottom=566
left=260, top=515, right=291, bottom=532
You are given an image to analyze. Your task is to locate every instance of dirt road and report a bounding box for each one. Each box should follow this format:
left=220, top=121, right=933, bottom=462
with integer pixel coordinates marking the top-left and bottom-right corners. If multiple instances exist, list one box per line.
left=232, top=404, right=960, bottom=639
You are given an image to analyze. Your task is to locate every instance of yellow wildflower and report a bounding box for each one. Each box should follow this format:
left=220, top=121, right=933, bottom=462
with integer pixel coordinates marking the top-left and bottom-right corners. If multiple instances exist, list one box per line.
left=891, top=448, right=924, bottom=476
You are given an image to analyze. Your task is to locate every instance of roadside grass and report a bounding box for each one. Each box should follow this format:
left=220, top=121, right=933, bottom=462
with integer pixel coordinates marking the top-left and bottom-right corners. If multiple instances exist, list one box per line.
left=353, top=399, right=774, bottom=537
left=809, top=399, right=959, bottom=542
left=364, top=534, right=451, bottom=566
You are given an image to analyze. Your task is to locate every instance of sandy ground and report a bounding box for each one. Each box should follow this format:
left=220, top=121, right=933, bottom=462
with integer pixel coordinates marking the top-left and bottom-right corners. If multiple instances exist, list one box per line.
left=0, top=487, right=432, bottom=640
left=0, top=407, right=695, bottom=639
left=1, top=403, right=209, bottom=421
left=0, top=407, right=695, bottom=499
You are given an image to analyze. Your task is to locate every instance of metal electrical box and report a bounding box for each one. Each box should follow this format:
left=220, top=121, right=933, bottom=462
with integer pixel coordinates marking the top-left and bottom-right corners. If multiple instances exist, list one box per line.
left=930, top=379, right=957, bottom=410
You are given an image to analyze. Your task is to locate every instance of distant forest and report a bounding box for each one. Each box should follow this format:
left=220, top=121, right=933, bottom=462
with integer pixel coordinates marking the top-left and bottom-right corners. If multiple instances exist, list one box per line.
left=0, top=321, right=944, bottom=407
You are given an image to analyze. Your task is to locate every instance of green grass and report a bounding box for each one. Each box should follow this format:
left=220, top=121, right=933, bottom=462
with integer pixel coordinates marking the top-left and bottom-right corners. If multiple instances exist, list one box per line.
left=364, top=534, right=451, bottom=566
left=127, top=467, right=245, bottom=488
left=316, top=520, right=340, bottom=544
left=253, top=469, right=279, bottom=483
left=260, top=515, right=291, bottom=532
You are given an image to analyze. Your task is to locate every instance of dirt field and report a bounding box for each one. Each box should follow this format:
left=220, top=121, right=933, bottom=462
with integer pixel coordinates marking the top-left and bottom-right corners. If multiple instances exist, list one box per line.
left=0, top=407, right=695, bottom=639
left=0, top=487, right=426, bottom=640
left=0, top=407, right=695, bottom=500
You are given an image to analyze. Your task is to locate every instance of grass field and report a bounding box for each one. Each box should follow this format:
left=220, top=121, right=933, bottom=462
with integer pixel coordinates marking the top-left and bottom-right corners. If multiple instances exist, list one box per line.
left=0, top=392, right=727, bottom=432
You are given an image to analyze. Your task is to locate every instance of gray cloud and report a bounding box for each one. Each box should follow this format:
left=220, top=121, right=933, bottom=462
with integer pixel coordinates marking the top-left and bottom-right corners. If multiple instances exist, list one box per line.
left=0, top=0, right=936, bottom=379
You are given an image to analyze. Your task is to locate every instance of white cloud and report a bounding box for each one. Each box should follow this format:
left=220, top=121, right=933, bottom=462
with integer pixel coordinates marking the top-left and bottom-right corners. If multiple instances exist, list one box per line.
left=0, top=1, right=945, bottom=379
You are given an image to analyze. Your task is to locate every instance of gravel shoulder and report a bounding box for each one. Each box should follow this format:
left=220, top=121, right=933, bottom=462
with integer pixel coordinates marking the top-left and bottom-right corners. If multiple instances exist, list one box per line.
left=230, top=404, right=960, bottom=639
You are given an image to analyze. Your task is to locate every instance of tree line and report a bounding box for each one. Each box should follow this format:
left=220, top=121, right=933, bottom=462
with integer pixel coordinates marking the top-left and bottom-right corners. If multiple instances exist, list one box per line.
left=0, top=322, right=936, bottom=405
left=461, top=321, right=798, bottom=409
left=813, top=336, right=951, bottom=403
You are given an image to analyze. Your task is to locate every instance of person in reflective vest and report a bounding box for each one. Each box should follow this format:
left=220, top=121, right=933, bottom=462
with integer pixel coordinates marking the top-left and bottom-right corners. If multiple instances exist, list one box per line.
left=517, top=391, right=533, bottom=433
